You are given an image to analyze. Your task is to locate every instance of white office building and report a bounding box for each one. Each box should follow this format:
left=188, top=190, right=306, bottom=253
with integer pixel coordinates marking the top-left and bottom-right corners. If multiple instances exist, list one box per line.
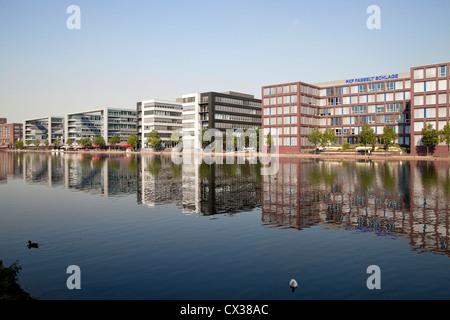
left=137, top=99, right=183, bottom=148
left=65, top=107, right=137, bottom=145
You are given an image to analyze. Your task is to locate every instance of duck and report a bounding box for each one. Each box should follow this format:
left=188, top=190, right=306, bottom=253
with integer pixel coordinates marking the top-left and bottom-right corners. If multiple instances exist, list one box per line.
left=27, top=240, right=39, bottom=249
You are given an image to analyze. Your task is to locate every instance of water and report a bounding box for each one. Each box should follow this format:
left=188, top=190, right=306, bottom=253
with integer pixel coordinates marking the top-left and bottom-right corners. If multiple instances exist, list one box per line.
left=1, top=151, right=450, bottom=300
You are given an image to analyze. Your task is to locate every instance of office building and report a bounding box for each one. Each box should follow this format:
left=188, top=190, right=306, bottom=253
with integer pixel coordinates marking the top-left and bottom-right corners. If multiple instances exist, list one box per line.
left=181, top=91, right=262, bottom=150
left=0, top=119, right=23, bottom=145
left=262, top=62, right=450, bottom=156
left=137, top=99, right=183, bottom=148
left=65, top=108, right=137, bottom=144
left=24, top=116, right=65, bottom=145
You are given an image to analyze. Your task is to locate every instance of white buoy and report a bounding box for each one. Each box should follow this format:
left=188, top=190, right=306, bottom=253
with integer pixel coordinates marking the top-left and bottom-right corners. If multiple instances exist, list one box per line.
left=289, top=279, right=298, bottom=288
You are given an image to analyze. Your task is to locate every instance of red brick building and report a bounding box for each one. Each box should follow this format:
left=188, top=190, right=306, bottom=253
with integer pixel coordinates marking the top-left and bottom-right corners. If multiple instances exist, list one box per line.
left=262, top=62, right=450, bottom=156
left=0, top=119, right=23, bottom=146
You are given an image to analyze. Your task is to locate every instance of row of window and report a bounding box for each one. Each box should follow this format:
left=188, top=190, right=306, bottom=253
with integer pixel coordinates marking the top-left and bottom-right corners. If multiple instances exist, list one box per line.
left=264, top=103, right=407, bottom=117
left=143, top=110, right=182, bottom=117
left=414, top=93, right=449, bottom=106
left=413, top=107, right=448, bottom=119
left=263, top=84, right=299, bottom=96
left=265, top=125, right=412, bottom=137
left=214, top=113, right=260, bottom=123
left=413, top=66, right=448, bottom=79
left=214, top=96, right=261, bottom=108
left=264, top=91, right=411, bottom=107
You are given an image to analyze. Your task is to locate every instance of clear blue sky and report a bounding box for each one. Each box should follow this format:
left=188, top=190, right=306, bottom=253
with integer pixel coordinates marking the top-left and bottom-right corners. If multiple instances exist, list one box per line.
left=1, top=0, right=449, bottom=123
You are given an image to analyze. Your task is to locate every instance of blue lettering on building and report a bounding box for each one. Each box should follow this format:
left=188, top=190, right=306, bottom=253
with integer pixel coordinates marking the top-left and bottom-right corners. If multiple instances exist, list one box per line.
left=346, top=74, right=398, bottom=84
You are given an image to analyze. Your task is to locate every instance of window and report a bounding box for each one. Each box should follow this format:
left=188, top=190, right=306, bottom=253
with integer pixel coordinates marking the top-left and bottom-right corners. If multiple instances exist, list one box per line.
left=368, top=83, right=376, bottom=92
left=386, top=82, right=395, bottom=91
left=385, top=115, right=394, bottom=124
left=376, top=106, right=384, bottom=113
left=377, top=83, right=385, bottom=91
left=335, top=87, right=343, bottom=96
left=332, top=117, right=342, bottom=125
left=359, top=105, right=367, bottom=114
left=386, top=103, right=396, bottom=113
left=438, top=66, right=447, bottom=77
left=359, top=84, right=367, bottom=93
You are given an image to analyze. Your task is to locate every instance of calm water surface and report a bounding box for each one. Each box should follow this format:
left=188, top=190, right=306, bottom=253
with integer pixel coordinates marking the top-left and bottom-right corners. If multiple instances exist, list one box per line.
left=1, top=151, right=450, bottom=300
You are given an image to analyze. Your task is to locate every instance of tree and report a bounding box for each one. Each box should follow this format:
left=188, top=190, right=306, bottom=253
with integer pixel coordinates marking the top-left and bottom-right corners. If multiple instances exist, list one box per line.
left=14, top=139, right=23, bottom=149
left=440, top=122, right=450, bottom=153
left=33, top=139, right=40, bottom=147
left=127, top=133, right=139, bottom=150
left=266, top=132, right=273, bottom=149
left=44, top=140, right=49, bottom=147
left=358, top=124, right=376, bottom=155
left=92, top=136, right=106, bottom=147
left=66, top=138, right=73, bottom=146
left=200, top=129, right=209, bottom=149
left=78, top=138, right=91, bottom=147
left=308, top=127, right=323, bottom=153
left=322, top=128, right=338, bottom=148
left=109, top=134, right=121, bottom=146
left=53, top=139, right=61, bottom=148
left=146, top=130, right=162, bottom=148
left=421, top=123, right=439, bottom=156
left=25, top=140, right=31, bottom=147
left=256, top=127, right=261, bottom=151
left=380, top=126, right=398, bottom=150
left=169, top=130, right=182, bottom=146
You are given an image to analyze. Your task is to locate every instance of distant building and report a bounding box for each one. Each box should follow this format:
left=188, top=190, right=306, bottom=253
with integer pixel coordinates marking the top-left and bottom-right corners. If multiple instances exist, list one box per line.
left=0, top=119, right=23, bottom=145
left=180, top=91, right=262, bottom=150
left=65, top=108, right=137, bottom=145
left=137, top=99, right=183, bottom=148
left=23, top=116, right=64, bottom=145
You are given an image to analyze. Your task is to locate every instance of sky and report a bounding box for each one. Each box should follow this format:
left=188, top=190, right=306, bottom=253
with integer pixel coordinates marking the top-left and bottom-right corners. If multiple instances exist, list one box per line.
left=0, top=0, right=450, bottom=123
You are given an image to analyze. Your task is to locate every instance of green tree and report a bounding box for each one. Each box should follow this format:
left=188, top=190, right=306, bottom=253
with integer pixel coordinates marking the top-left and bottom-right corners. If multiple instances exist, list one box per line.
left=25, top=140, right=31, bottom=147
left=200, top=129, right=209, bottom=149
left=146, top=130, right=162, bottom=148
left=78, top=138, right=91, bottom=147
left=53, top=139, right=61, bottom=148
left=358, top=124, right=376, bottom=155
left=33, top=139, right=40, bottom=147
left=44, top=140, right=49, bottom=147
left=308, top=127, right=323, bottom=153
left=92, top=136, right=106, bottom=147
left=66, top=138, right=73, bottom=146
left=421, top=123, right=439, bottom=156
left=14, top=139, right=24, bottom=149
left=127, top=133, right=139, bottom=150
left=440, top=122, right=450, bottom=153
left=266, top=132, right=273, bottom=149
left=109, top=134, right=121, bottom=146
left=321, top=128, right=338, bottom=148
left=380, top=126, right=398, bottom=150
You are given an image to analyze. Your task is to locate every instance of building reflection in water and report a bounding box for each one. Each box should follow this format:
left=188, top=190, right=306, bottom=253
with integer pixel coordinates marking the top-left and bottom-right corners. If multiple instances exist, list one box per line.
left=2, top=151, right=450, bottom=257
left=262, top=157, right=450, bottom=257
